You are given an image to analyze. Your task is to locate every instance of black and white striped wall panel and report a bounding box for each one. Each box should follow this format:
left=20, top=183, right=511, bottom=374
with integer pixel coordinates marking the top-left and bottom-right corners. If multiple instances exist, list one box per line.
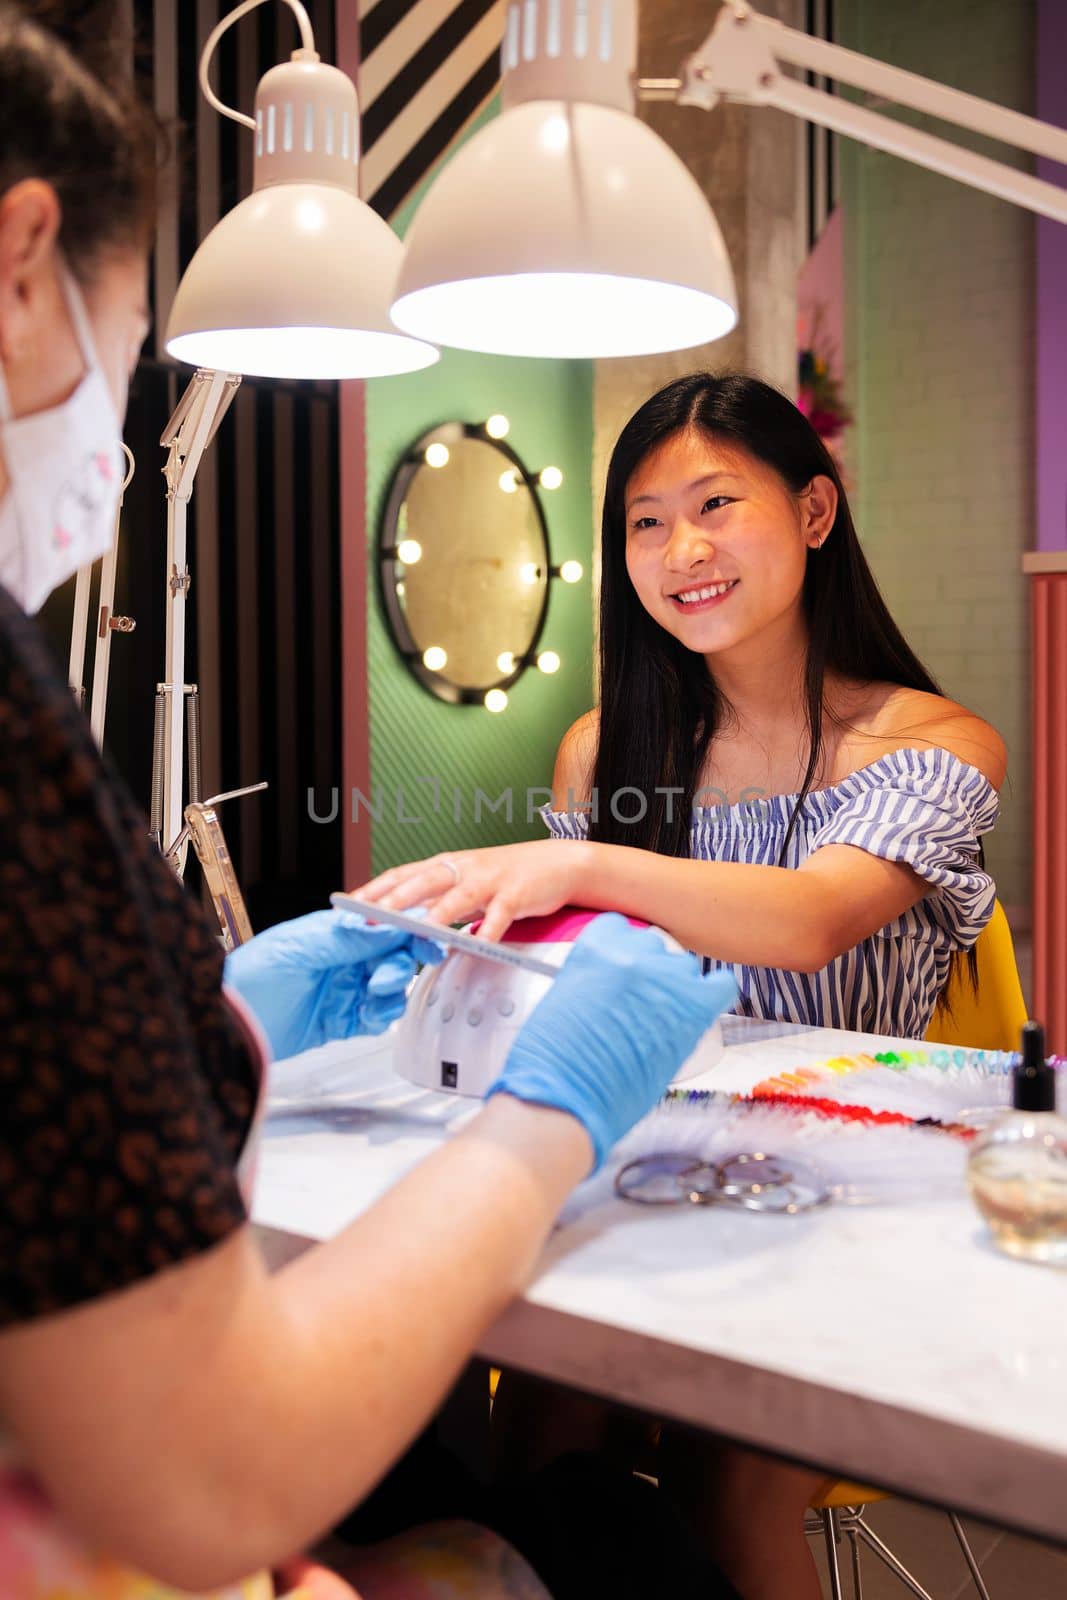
left=357, top=0, right=505, bottom=218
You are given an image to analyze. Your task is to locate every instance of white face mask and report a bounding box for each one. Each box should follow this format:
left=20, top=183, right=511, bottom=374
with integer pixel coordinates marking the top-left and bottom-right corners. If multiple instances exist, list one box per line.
left=0, top=268, right=124, bottom=614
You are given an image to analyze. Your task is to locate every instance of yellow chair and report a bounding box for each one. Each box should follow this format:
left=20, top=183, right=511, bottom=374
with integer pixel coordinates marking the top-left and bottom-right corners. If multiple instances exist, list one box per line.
left=925, top=900, right=1028, bottom=1052
left=806, top=902, right=1025, bottom=1600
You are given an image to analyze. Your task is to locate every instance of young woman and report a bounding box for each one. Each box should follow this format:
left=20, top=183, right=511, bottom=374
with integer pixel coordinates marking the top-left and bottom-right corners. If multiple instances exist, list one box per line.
left=360, top=371, right=1004, bottom=1039
left=357, top=372, right=1006, bottom=1596
left=0, top=12, right=736, bottom=1600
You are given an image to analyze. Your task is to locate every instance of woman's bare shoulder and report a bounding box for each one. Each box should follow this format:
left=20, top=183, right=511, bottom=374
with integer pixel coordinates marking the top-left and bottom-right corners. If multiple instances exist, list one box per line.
left=552, top=709, right=600, bottom=808
left=846, top=684, right=1006, bottom=789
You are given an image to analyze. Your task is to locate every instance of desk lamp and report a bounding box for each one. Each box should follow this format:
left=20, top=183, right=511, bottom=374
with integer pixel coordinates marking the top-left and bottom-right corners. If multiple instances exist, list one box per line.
left=391, top=0, right=1067, bottom=360
left=155, top=0, right=440, bottom=875
left=166, top=0, right=437, bottom=380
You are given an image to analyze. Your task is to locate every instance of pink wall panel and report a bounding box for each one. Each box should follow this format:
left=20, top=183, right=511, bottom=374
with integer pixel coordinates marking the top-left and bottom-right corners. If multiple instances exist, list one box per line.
left=1032, top=573, right=1067, bottom=1053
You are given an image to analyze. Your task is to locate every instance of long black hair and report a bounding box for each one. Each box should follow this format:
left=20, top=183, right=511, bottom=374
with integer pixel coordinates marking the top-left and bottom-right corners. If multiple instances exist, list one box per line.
left=590, top=371, right=976, bottom=995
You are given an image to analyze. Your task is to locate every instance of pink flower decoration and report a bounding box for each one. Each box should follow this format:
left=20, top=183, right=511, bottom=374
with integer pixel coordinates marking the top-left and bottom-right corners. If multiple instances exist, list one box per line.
left=95, top=453, right=114, bottom=479
left=53, top=526, right=73, bottom=549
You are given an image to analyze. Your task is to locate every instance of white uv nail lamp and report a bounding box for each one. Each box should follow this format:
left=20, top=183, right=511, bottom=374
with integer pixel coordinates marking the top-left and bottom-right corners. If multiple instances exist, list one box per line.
left=393, top=906, right=725, bottom=1098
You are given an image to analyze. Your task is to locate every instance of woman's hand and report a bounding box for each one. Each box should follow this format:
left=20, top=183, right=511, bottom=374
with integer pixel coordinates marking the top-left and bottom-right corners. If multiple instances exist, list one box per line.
left=353, top=840, right=597, bottom=941
left=224, top=910, right=444, bottom=1062
left=490, top=914, right=736, bottom=1169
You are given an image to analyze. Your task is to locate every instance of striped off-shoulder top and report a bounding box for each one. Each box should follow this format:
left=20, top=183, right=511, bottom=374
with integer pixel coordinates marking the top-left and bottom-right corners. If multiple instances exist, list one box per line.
left=540, top=746, right=999, bottom=1041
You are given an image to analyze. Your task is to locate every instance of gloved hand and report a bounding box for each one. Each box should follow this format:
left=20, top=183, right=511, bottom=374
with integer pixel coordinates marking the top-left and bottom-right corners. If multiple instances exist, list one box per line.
left=224, top=909, right=444, bottom=1062
left=487, top=913, right=735, bottom=1171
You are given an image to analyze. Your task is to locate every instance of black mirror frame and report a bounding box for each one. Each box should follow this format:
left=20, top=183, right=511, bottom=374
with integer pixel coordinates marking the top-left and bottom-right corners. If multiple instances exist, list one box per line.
left=378, top=421, right=554, bottom=706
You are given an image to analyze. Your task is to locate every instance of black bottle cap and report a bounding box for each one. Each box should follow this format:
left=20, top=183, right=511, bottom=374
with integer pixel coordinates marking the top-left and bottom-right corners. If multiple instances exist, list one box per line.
left=1012, top=1020, right=1056, bottom=1112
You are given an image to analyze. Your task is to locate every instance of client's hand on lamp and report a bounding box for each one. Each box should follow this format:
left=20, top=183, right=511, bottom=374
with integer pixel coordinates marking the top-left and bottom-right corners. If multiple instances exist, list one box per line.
left=224, top=910, right=444, bottom=1062
left=489, top=913, right=736, bottom=1170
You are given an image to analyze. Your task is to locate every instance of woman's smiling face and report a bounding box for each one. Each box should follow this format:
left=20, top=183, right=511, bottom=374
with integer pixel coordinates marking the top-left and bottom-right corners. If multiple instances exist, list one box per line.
left=623, top=427, right=832, bottom=661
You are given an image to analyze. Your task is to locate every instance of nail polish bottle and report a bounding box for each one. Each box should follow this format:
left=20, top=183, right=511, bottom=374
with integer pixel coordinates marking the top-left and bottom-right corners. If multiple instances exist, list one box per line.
left=966, top=1020, right=1067, bottom=1264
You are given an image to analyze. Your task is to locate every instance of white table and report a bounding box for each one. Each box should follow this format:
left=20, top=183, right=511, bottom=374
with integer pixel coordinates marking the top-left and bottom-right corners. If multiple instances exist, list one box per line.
left=253, top=1018, right=1067, bottom=1545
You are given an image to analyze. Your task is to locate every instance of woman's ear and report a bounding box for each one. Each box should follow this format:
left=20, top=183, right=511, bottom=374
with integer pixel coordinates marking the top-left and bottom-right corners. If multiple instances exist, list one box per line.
left=800, top=473, right=838, bottom=549
left=0, top=180, right=62, bottom=364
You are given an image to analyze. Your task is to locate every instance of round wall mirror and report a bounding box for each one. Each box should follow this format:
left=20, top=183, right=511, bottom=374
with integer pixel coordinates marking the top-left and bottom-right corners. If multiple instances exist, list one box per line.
left=379, top=422, right=552, bottom=705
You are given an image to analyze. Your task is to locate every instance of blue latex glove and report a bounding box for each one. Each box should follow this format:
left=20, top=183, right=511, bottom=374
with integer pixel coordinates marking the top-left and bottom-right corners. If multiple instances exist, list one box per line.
left=487, top=913, right=736, bottom=1170
left=224, top=909, right=444, bottom=1062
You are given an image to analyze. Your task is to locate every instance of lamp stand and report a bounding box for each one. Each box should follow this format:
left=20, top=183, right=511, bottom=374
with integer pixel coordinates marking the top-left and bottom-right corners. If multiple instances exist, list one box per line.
left=68, top=444, right=137, bottom=749
left=152, top=367, right=241, bottom=873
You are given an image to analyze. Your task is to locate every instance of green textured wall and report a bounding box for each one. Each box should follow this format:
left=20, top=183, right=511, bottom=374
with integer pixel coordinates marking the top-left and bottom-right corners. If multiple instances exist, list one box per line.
left=838, top=0, right=1034, bottom=916
left=365, top=106, right=595, bottom=873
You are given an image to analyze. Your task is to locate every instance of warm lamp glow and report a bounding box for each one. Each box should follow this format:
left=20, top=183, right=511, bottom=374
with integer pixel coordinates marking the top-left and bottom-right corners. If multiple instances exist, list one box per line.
left=167, top=321, right=436, bottom=381
left=394, top=272, right=735, bottom=361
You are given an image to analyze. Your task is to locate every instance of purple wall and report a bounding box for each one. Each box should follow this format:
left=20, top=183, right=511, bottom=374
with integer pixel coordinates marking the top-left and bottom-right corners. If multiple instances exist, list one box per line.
left=1037, top=0, right=1067, bottom=552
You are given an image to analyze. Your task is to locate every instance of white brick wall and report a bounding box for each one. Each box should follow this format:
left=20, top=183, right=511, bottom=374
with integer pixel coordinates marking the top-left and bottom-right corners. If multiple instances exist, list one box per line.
left=839, top=0, right=1035, bottom=918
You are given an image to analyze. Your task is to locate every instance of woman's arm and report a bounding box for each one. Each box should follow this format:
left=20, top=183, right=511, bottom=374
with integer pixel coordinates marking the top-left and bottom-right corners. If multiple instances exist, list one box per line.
left=0, top=914, right=732, bottom=1595
left=0, top=1098, right=590, bottom=1593
left=357, top=717, right=1003, bottom=962
left=577, top=842, right=926, bottom=972
left=356, top=828, right=928, bottom=968
left=544, top=706, right=893, bottom=965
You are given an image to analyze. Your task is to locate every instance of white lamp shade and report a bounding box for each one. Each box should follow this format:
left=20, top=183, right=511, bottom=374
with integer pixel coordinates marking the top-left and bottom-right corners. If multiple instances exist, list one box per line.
left=166, top=182, right=438, bottom=379
left=391, top=100, right=738, bottom=360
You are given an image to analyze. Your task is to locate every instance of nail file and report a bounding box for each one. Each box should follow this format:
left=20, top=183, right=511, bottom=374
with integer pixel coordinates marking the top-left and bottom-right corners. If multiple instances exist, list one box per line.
left=329, top=892, right=560, bottom=979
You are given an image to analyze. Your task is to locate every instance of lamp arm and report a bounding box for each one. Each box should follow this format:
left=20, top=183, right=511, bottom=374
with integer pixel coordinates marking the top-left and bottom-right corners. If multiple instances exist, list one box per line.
left=676, top=2, right=1067, bottom=224
left=768, top=76, right=1067, bottom=225
left=752, top=12, right=1067, bottom=165
left=198, top=0, right=317, bottom=133
left=161, top=369, right=241, bottom=505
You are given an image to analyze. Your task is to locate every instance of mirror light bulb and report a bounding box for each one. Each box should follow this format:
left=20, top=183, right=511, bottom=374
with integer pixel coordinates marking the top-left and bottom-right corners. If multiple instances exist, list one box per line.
left=559, top=560, right=583, bottom=584
left=520, top=562, right=540, bottom=585
left=539, top=466, right=563, bottom=490
left=423, top=646, right=448, bottom=671
left=397, top=539, right=422, bottom=565
left=537, top=650, right=561, bottom=674
left=499, top=469, right=519, bottom=494
left=485, top=689, right=508, bottom=713
left=497, top=651, right=516, bottom=673
left=425, top=442, right=450, bottom=468
left=486, top=414, right=510, bottom=439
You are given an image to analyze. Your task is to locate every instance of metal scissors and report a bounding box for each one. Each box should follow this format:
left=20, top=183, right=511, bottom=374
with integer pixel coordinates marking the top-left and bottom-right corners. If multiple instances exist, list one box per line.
left=614, top=1150, right=831, bottom=1214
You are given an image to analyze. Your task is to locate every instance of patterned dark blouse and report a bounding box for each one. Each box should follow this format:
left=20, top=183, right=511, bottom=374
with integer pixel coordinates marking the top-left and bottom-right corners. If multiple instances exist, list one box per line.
left=0, top=587, right=258, bottom=1327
